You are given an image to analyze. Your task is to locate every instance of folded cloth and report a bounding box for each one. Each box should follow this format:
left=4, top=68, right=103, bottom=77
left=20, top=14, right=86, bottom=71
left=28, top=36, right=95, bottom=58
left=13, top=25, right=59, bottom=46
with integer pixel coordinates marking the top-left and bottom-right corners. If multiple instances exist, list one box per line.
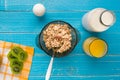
left=0, top=40, right=34, bottom=80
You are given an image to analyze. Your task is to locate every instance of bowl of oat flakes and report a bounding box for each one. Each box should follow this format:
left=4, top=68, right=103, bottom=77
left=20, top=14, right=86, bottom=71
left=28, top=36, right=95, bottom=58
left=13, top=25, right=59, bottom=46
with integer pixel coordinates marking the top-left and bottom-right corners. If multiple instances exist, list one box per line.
left=38, top=20, right=79, bottom=57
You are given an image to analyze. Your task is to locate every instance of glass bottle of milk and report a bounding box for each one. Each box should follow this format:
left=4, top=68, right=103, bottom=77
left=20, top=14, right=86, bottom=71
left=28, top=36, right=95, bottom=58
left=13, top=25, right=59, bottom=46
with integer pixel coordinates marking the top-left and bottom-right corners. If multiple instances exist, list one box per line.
left=82, top=8, right=116, bottom=32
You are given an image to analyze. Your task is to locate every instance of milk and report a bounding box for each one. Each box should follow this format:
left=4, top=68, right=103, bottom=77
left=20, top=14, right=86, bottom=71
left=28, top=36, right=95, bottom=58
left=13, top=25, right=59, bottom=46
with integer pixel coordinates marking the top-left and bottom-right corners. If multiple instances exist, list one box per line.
left=82, top=8, right=115, bottom=32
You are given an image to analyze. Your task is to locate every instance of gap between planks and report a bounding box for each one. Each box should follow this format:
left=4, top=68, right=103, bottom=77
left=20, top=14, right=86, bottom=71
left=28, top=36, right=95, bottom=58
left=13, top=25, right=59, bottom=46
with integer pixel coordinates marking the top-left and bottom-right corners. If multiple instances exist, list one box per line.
left=1, top=10, right=120, bottom=12
left=29, top=74, right=120, bottom=78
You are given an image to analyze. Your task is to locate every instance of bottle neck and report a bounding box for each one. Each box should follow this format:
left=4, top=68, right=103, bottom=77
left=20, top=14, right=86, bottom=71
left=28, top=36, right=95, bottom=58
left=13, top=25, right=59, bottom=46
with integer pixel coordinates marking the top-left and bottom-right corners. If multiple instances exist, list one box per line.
left=99, top=10, right=115, bottom=27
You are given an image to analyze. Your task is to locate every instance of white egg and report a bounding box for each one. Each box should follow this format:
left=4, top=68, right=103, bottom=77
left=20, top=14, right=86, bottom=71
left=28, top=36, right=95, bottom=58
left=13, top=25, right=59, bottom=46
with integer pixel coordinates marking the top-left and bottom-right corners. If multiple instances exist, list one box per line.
left=33, top=3, right=46, bottom=16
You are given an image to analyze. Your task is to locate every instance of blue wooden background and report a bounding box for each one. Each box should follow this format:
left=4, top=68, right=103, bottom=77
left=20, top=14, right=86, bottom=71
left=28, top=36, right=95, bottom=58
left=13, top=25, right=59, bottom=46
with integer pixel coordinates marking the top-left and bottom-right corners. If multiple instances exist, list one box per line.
left=0, top=0, right=120, bottom=80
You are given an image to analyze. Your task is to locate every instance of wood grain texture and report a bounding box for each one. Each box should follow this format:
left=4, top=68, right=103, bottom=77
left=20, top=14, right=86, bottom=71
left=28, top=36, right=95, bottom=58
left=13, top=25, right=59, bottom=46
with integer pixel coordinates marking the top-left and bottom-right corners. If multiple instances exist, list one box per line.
left=0, top=0, right=120, bottom=80
left=0, top=12, right=120, bottom=33
left=0, top=0, right=4, bottom=10
left=3, top=0, right=120, bottom=11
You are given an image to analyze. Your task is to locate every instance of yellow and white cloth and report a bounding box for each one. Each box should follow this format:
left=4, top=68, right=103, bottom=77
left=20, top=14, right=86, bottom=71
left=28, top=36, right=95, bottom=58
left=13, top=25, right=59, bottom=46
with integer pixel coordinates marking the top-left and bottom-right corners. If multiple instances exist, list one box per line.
left=0, top=40, right=34, bottom=80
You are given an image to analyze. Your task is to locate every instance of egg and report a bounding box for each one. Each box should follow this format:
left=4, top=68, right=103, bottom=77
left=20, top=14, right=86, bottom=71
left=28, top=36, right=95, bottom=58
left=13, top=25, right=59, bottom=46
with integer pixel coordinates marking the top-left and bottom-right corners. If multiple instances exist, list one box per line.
left=33, top=3, right=46, bottom=16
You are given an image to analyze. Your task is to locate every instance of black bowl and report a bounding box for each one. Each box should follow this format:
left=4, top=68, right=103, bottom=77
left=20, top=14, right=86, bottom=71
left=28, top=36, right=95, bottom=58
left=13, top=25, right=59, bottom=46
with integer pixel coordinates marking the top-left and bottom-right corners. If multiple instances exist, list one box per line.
left=38, top=20, right=80, bottom=58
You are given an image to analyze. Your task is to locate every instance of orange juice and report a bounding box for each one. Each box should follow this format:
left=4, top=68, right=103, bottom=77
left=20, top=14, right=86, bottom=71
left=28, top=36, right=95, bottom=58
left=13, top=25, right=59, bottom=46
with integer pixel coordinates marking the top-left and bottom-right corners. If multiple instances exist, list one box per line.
left=83, top=37, right=108, bottom=58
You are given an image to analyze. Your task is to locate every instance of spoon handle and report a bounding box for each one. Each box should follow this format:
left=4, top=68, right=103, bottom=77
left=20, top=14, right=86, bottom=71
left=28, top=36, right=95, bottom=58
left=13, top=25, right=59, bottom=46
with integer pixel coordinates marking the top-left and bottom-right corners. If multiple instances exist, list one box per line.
left=45, top=57, right=54, bottom=80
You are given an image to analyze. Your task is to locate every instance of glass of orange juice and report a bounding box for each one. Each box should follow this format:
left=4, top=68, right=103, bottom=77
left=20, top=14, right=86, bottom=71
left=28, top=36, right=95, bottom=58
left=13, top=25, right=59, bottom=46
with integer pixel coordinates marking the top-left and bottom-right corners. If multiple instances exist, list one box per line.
left=83, top=37, right=108, bottom=58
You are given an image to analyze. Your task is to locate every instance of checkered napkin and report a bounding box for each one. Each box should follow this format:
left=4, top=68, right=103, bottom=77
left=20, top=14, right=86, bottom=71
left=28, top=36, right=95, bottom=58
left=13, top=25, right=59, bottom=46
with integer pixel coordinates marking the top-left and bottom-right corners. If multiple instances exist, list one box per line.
left=0, top=40, right=34, bottom=80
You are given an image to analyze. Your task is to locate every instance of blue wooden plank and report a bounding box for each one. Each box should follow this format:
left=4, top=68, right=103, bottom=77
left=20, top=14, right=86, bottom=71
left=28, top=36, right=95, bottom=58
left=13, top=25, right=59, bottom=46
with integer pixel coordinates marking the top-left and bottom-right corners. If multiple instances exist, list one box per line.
left=0, top=11, right=119, bottom=33
left=29, top=76, right=120, bottom=80
left=0, top=0, right=4, bottom=10
left=30, top=56, right=120, bottom=79
left=49, top=76, right=120, bottom=80
left=4, top=0, right=120, bottom=11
